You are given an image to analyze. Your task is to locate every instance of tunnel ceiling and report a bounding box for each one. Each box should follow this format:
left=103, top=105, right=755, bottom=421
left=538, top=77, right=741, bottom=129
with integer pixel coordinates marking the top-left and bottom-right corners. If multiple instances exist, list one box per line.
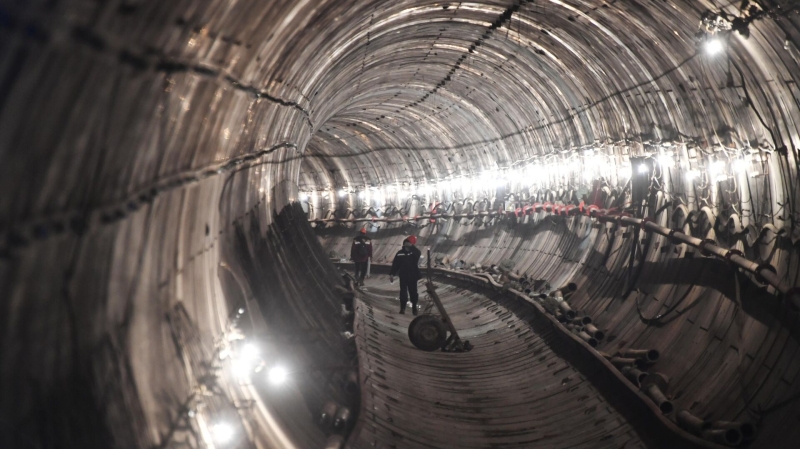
left=301, top=0, right=800, bottom=209
left=2, top=0, right=800, bottom=448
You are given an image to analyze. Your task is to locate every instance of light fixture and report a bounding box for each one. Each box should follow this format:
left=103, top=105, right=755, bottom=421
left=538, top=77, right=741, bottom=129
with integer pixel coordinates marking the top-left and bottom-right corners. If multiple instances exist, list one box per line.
left=358, top=191, right=366, bottom=199
left=268, top=366, right=288, bottom=385
left=338, top=189, right=347, bottom=197
left=212, top=423, right=235, bottom=444
left=241, top=343, right=259, bottom=361
left=232, top=360, right=251, bottom=379
left=709, top=160, right=726, bottom=180
left=637, top=164, right=649, bottom=174
left=299, top=192, right=309, bottom=201
left=705, top=37, right=724, bottom=56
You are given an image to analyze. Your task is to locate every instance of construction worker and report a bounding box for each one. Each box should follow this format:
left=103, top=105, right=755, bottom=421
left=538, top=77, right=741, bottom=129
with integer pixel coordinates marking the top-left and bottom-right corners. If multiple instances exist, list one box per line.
left=389, top=235, right=422, bottom=315
left=350, top=228, right=372, bottom=286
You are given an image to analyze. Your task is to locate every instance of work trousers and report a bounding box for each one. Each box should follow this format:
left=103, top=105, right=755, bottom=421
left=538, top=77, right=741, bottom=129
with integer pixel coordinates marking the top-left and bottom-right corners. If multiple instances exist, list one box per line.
left=399, top=277, right=419, bottom=311
left=354, top=261, right=368, bottom=283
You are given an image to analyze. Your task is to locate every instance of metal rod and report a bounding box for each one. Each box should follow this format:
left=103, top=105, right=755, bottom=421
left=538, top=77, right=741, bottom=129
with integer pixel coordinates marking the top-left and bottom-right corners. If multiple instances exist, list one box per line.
left=426, top=249, right=463, bottom=345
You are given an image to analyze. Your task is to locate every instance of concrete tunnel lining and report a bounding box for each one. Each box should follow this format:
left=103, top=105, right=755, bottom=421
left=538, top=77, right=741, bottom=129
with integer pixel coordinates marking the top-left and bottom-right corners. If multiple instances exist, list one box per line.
left=1, top=0, right=800, bottom=448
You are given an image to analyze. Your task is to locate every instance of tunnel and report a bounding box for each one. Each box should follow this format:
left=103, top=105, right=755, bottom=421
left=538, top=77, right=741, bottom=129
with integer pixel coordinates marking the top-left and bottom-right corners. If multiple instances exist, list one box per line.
left=2, top=0, right=800, bottom=448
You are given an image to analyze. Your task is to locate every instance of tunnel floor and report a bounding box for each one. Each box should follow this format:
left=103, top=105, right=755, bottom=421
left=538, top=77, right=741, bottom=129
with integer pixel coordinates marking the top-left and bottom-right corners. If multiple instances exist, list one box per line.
left=349, top=274, right=647, bottom=449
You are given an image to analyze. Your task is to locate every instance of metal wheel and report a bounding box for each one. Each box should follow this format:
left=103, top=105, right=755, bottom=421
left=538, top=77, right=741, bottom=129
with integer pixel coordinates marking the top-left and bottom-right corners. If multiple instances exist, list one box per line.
left=408, top=315, right=447, bottom=351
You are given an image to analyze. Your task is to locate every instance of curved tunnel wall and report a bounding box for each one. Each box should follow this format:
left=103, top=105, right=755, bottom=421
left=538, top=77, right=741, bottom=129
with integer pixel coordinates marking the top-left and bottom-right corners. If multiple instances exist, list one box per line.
left=0, top=0, right=799, bottom=448
left=316, top=208, right=799, bottom=447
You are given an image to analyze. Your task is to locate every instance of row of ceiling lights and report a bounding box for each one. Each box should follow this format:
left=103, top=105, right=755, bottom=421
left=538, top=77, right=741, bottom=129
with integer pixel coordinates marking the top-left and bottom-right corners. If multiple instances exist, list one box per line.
left=300, top=149, right=762, bottom=204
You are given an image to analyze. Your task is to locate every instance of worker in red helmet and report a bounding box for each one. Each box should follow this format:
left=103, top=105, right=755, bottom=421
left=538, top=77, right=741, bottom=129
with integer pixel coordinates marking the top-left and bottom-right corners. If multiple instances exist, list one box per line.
left=389, top=235, right=422, bottom=314
left=350, top=228, right=373, bottom=286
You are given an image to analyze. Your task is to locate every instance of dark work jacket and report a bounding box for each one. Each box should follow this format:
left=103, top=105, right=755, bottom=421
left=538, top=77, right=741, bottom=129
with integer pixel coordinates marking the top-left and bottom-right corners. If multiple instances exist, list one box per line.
left=389, top=245, right=422, bottom=281
left=350, top=235, right=373, bottom=263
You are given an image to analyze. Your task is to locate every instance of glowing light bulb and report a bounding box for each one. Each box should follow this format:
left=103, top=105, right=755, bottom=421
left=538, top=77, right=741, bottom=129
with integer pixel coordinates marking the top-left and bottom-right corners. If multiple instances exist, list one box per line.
left=705, top=38, right=724, bottom=56
left=299, top=192, right=309, bottom=201
left=268, top=366, right=288, bottom=385
left=232, top=360, right=251, bottom=379
left=638, top=164, right=649, bottom=174
left=212, top=423, right=234, bottom=443
left=338, top=189, right=347, bottom=197
left=709, top=161, right=726, bottom=180
left=733, top=159, right=747, bottom=172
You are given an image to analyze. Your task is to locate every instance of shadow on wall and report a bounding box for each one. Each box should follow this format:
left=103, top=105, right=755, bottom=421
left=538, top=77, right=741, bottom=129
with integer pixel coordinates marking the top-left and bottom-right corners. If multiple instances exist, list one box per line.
left=225, top=203, right=357, bottom=448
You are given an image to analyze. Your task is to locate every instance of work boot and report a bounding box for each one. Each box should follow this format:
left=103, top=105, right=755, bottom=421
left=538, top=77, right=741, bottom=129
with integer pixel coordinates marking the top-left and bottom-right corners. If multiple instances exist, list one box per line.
left=399, top=309, right=405, bottom=314
left=412, top=306, right=418, bottom=316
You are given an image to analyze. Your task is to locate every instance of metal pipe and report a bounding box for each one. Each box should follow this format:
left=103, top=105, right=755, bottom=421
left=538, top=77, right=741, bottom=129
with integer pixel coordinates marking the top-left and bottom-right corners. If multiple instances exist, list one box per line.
left=669, top=231, right=704, bottom=247
left=620, top=366, right=649, bottom=386
left=620, top=349, right=660, bottom=364
left=324, top=435, right=345, bottom=449
left=344, top=371, right=359, bottom=394
left=577, top=331, right=598, bottom=347
left=610, top=357, right=638, bottom=369
left=319, top=401, right=338, bottom=427
left=641, top=373, right=673, bottom=415
left=702, top=428, right=742, bottom=447
left=710, top=421, right=755, bottom=442
left=643, top=384, right=673, bottom=415
left=572, top=316, right=592, bottom=326
left=333, top=407, right=351, bottom=430
left=555, top=282, right=578, bottom=296
left=676, top=410, right=709, bottom=436
left=557, top=300, right=576, bottom=320
left=583, top=324, right=604, bottom=341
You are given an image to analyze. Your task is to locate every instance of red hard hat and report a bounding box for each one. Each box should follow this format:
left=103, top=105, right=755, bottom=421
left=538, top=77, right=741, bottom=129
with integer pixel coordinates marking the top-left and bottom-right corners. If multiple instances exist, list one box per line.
left=407, top=235, right=417, bottom=245
left=359, top=228, right=367, bottom=234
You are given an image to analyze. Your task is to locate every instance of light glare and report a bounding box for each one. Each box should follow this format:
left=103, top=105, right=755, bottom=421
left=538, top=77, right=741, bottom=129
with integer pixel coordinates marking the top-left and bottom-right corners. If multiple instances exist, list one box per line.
left=709, top=161, right=726, bottom=177
left=705, top=38, right=724, bottom=56
left=212, top=423, right=235, bottom=443
left=241, top=343, right=259, bottom=361
left=232, top=360, right=251, bottom=379
left=268, top=366, right=288, bottom=385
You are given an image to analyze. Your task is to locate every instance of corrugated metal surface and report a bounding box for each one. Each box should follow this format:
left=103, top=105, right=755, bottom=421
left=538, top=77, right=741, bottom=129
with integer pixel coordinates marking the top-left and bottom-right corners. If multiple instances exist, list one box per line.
left=1, top=0, right=799, bottom=448
left=350, top=275, right=646, bottom=449
left=318, top=211, right=800, bottom=448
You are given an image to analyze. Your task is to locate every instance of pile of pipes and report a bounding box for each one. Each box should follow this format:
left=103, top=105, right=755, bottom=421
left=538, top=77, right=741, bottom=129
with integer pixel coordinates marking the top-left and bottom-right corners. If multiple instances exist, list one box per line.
left=606, top=353, right=756, bottom=447
left=532, top=282, right=756, bottom=446
left=318, top=400, right=352, bottom=449
left=601, top=344, right=756, bottom=445
left=602, top=345, right=756, bottom=446
left=320, top=280, right=361, bottom=449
